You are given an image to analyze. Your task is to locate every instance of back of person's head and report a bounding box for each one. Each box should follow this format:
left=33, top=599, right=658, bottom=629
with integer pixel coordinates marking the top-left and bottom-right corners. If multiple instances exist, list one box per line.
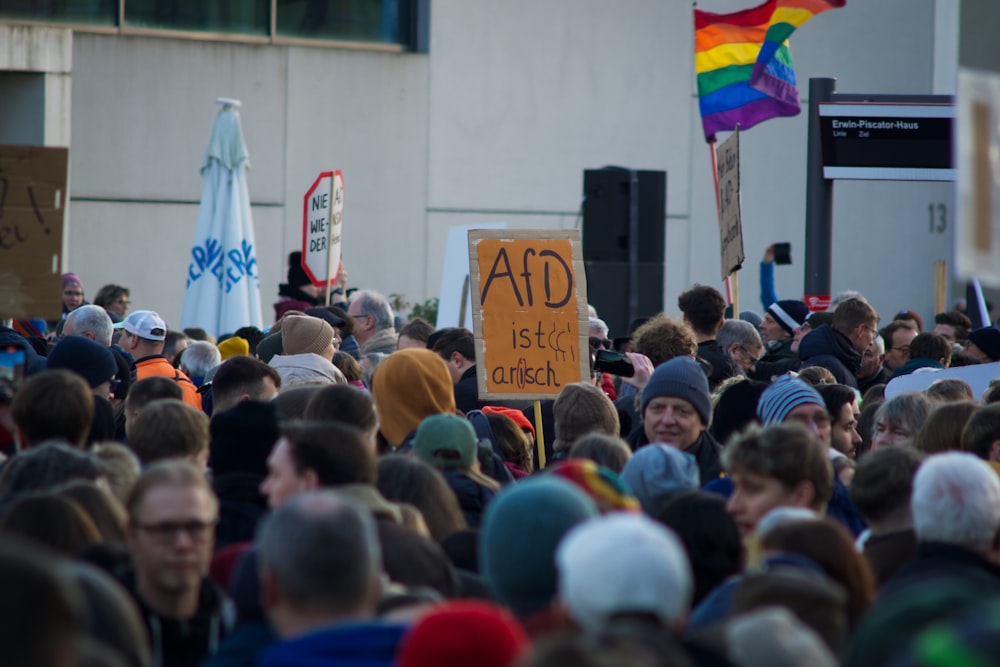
left=621, top=445, right=700, bottom=513
left=832, top=298, right=879, bottom=336
left=257, top=490, right=381, bottom=618
left=485, top=411, right=533, bottom=473
left=370, top=349, right=456, bottom=448
left=350, top=289, right=394, bottom=331
left=232, top=326, right=266, bottom=355
left=648, top=490, right=742, bottom=607
left=480, top=476, right=598, bottom=617
left=0, top=442, right=104, bottom=501
left=210, top=355, right=282, bottom=414
left=557, top=513, right=693, bottom=632
left=11, top=369, right=94, bottom=448
left=281, top=421, right=376, bottom=487
left=724, top=424, right=833, bottom=512
left=91, top=443, right=141, bottom=506
left=962, top=404, right=1000, bottom=461
left=797, top=366, right=837, bottom=387
left=934, top=310, right=972, bottom=340
left=180, top=341, right=221, bottom=378
left=398, top=317, right=435, bottom=348
left=849, top=446, right=922, bottom=527
left=331, top=351, right=363, bottom=382
left=568, top=434, right=632, bottom=474
left=65, top=304, right=114, bottom=346
left=677, top=284, right=726, bottom=335
left=396, top=600, right=530, bottom=667
left=377, top=456, right=468, bottom=543
left=711, top=378, right=767, bottom=446
left=181, top=327, right=211, bottom=343
left=0, top=493, right=102, bottom=556
left=926, top=378, right=974, bottom=403
left=909, top=332, right=952, bottom=365
left=914, top=401, right=977, bottom=455
left=273, top=385, right=325, bottom=422
left=0, top=540, right=82, bottom=667
left=64, top=561, right=151, bottom=667
left=629, top=315, right=697, bottom=367
left=553, top=382, right=620, bottom=452
left=911, top=452, right=1000, bottom=552
left=430, top=327, right=476, bottom=363
left=128, top=399, right=210, bottom=466
left=54, top=480, right=127, bottom=545
left=124, top=376, right=183, bottom=414
left=303, top=384, right=378, bottom=435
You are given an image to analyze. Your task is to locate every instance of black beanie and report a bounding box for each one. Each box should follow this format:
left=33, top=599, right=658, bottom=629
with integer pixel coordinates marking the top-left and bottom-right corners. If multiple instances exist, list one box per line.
left=286, top=251, right=312, bottom=288
left=209, top=401, right=280, bottom=478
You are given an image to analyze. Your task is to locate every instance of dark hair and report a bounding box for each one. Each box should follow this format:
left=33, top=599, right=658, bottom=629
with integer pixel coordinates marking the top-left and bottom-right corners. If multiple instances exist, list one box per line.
left=332, top=351, right=363, bottom=382
left=850, top=445, right=923, bottom=524
left=399, top=317, right=435, bottom=346
left=163, top=330, right=190, bottom=362
left=128, top=399, right=210, bottom=465
left=431, top=328, right=476, bottom=362
left=376, top=456, right=468, bottom=543
left=485, top=412, right=533, bottom=473
left=303, top=385, right=378, bottom=434
left=124, top=376, right=183, bottom=413
left=233, top=326, right=266, bottom=355
left=0, top=493, right=102, bottom=556
left=855, top=398, right=883, bottom=459
left=914, top=401, right=977, bottom=455
left=210, top=356, right=281, bottom=411
left=649, top=490, right=741, bottom=607
left=961, top=404, right=1000, bottom=461
left=934, top=310, right=972, bottom=340
left=0, top=540, right=81, bottom=667
left=710, top=379, right=767, bottom=447
left=832, top=298, right=879, bottom=336
left=878, top=321, right=915, bottom=347
left=0, top=442, right=104, bottom=501
left=326, top=306, right=355, bottom=337
left=818, top=384, right=857, bottom=419
left=182, top=327, right=212, bottom=342
left=985, top=382, right=1000, bottom=405
left=93, top=284, right=129, bottom=309
left=568, top=434, right=632, bottom=474
left=908, top=332, right=952, bottom=365
left=677, top=284, right=727, bottom=335
left=54, top=480, right=127, bottom=545
left=925, top=378, right=974, bottom=404
left=797, top=366, right=837, bottom=387
left=723, top=424, right=833, bottom=512
left=11, top=369, right=94, bottom=448
left=281, top=421, right=376, bottom=486
left=760, top=519, right=877, bottom=629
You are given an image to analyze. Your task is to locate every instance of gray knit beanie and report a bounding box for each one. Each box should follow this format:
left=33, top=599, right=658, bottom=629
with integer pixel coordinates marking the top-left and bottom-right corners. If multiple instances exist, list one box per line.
left=640, top=357, right=711, bottom=425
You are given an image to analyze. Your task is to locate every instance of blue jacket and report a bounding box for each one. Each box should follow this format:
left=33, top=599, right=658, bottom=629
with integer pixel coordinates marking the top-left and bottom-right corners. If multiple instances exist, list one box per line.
left=258, top=622, right=407, bottom=667
left=798, top=324, right=862, bottom=388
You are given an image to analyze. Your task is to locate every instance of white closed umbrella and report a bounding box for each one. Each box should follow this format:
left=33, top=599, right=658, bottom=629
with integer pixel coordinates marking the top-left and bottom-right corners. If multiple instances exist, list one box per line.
left=181, top=99, right=263, bottom=337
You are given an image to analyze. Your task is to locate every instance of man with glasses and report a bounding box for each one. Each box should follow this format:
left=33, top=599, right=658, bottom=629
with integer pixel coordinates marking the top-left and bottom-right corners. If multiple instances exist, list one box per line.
left=123, top=460, right=232, bottom=667
left=798, top=297, right=880, bottom=390
left=346, top=290, right=398, bottom=355
left=717, top=319, right=764, bottom=377
left=880, top=321, right=918, bottom=375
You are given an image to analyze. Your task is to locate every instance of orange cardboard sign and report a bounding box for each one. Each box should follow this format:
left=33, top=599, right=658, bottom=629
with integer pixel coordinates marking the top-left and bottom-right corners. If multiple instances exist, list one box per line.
left=0, top=145, right=68, bottom=320
left=468, top=229, right=589, bottom=399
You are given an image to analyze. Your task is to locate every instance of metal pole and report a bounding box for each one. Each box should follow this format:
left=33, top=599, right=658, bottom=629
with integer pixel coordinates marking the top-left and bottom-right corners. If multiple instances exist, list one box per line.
left=628, top=170, right=639, bottom=323
left=804, top=77, right=836, bottom=302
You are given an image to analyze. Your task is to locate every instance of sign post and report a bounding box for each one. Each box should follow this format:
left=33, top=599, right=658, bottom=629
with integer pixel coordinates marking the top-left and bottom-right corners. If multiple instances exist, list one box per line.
left=0, top=145, right=68, bottom=320
left=468, top=229, right=590, bottom=467
left=301, top=170, right=344, bottom=295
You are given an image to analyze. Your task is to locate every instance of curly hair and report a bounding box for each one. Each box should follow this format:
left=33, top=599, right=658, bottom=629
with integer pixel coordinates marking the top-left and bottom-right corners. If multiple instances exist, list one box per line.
left=629, top=315, right=697, bottom=367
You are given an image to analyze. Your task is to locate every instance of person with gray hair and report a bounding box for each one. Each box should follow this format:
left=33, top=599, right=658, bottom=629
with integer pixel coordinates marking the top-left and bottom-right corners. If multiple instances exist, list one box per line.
left=871, top=391, right=932, bottom=449
left=717, top=319, right=764, bottom=376
left=878, top=452, right=1000, bottom=599
left=256, top=490, right=407, bottom=663
left=180, top=341, right=222, bottom=387
left=347, top=290, right=398, bottom=355
left=62, top=304, right=115, bottom=347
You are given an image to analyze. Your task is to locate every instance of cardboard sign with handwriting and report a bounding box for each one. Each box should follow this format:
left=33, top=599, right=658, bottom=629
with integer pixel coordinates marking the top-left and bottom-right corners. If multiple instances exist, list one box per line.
left=0, top=145, right=68, bottom=320
left=469, top=229, right=589, bottom=400
left=716, top=128, right=744, bottom=280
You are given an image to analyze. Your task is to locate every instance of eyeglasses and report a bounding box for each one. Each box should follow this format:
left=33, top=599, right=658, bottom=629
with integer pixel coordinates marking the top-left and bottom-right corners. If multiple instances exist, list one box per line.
left=134, top=519, right=218, bottom=543
left=889, top=346, right=910, bottom=354
left=737, top=345, right=763, bottom=364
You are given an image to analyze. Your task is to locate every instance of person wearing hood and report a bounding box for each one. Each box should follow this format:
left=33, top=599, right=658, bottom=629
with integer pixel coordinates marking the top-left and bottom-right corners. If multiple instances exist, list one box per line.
left=268, top=315, right=346, bottom=387
left=273, top=252, right=326, bottom=321
left=798, top=298, right=879, bottom=389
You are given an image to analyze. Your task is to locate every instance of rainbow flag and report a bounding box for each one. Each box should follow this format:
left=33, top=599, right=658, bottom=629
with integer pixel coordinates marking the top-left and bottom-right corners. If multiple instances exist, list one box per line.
left=695, top=0, right=845, bottom=142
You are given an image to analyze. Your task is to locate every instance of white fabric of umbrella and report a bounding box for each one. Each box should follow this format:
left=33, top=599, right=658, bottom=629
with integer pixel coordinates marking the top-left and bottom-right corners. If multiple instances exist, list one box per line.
left=181, top=99, right=263, bottom=338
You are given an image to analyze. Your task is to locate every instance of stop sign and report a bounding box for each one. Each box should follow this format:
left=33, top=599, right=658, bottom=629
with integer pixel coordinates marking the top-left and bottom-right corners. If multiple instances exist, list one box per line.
left=301, top=170, right=343, bottom=287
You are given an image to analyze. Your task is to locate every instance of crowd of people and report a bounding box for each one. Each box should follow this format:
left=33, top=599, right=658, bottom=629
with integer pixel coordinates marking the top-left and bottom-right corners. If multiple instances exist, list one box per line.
left=4, top=252, right=1000, bottom=667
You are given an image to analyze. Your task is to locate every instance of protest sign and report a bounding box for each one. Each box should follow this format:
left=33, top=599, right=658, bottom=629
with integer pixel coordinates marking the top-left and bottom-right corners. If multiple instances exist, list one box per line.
left=468, top=229, right=589, bottom=400
left=301, top=170, right=343, bottom=287
left=716, top=128, right=744, bottom=281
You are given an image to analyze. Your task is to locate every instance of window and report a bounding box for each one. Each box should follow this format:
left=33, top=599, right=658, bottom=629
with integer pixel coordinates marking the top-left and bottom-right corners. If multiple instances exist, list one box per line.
left=125, top=0, right=270, bottom=35
left=0, top=0, right=116, bottom=26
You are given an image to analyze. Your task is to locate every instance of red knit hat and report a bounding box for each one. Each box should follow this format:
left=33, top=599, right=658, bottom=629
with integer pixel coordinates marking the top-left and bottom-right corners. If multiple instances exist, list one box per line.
left=396, top=600, right=530, bottom=667
left=481, top=405, right=535, bottom=437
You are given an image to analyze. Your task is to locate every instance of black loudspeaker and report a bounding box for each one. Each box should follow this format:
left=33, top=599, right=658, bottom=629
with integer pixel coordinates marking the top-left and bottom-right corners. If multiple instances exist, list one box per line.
left=582, top=168, right=667, bottom=337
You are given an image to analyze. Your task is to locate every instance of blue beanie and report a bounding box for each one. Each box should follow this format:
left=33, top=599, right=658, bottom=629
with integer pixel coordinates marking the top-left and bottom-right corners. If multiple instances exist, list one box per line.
left=767, top=300, right=809, bottom=336
left=479, top=476, right=598, bottom=616
left=621, top=444, right=700, bottom=513
left=46, top=335, right=117, bottom=388
left=757, top=376, right=824, bottom=425
left=640, top=357, right=711, bottom=425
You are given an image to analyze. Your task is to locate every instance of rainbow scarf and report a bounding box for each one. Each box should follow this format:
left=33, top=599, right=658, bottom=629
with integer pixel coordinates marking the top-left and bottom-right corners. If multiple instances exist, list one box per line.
left=694, top=0, right=845, bottom=141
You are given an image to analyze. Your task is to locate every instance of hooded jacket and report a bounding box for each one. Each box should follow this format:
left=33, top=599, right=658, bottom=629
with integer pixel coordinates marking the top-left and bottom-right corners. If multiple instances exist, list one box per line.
left=797, top=324, right=862, bottom=388
left=269, top=353, right=346, bottom=387
left=360, top=328, right=399, bottom=356
left=259, top=622, right=407, bottom=667
left=273, top=284, right=321, bottom=321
